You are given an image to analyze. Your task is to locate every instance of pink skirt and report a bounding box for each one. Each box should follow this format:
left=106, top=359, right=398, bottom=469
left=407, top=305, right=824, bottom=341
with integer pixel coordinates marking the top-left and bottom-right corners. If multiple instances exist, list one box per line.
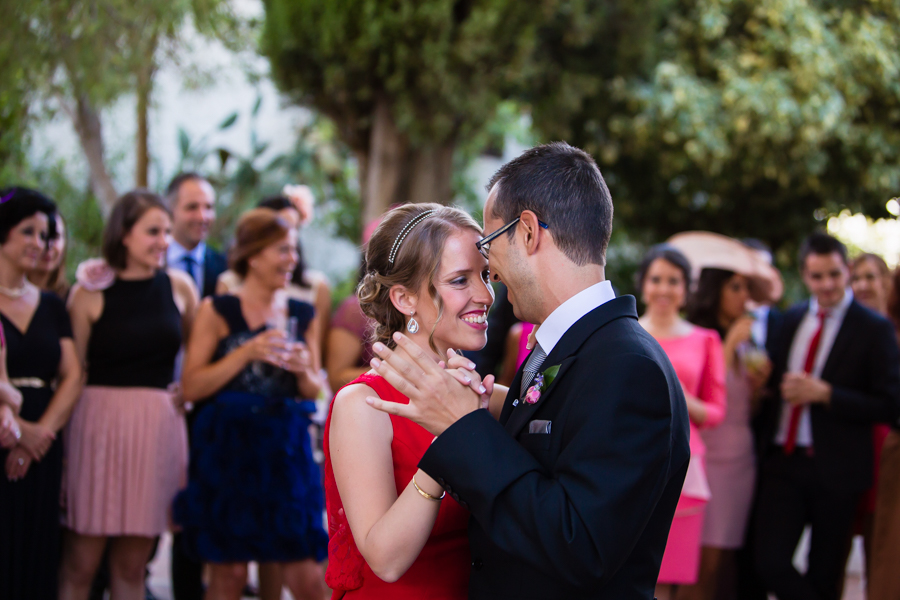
left=657, top=496, right=707, bottom=584
left=63, top=385, right=188, bottom=536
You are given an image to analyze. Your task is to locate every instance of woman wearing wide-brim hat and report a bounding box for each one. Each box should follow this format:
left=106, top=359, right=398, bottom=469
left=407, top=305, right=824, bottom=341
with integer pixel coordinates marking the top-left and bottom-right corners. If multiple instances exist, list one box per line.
left=666, top=232, right=782, bottom=600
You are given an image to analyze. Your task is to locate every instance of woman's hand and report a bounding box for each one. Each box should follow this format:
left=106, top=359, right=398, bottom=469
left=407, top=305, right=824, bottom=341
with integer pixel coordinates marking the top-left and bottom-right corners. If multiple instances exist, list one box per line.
left=5, top=446, right=32, bottom=481
left=0, top=381, right=23, bottom=413
left=168, top=382, right=187, bottom=413
left=16, top=420, right=55, bottom=461
left=0, top=404, right=21, bottom=448
left=723, top=316, right=754, bottom=367
left=282, top=340, right=314, bottom=375
left=240, top=330, right=291, bottom=368
left=442, top=350, right=493, bottom=410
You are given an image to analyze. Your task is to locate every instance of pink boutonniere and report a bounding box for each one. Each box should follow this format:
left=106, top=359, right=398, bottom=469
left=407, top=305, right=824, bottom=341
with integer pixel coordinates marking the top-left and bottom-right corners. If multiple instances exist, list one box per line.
left=523, top=364, right=561, bottom=405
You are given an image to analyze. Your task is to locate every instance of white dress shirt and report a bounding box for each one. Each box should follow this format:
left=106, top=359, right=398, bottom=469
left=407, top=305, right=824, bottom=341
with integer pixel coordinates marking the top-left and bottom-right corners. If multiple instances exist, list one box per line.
left=167, top=239, right=207, bottom=294
left=774, top=289, right=854, bottom=447
left=535, top=280, right=617, bottom=356
left=751, top=305, right=770, bottom=348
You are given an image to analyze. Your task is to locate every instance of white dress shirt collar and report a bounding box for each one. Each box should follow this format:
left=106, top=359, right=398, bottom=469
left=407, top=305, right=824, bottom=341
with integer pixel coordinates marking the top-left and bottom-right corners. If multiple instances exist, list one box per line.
left=809, top=288, right=853, bottom=321
left=167, top=239, right=206, bottom=266
left=534, top=280, right=616, bottom=356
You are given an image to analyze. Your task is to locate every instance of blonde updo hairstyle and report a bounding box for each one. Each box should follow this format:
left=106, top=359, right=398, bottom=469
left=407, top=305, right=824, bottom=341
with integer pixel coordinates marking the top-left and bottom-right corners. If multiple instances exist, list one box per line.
left=358, top=203, right=482, bottom=354
left=229, top=208, right=293, bottom=277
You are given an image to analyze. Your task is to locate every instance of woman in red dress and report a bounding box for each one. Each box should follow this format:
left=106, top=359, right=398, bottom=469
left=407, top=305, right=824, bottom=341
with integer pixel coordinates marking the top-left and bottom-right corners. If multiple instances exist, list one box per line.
left=323, top=203, right=498, bottom=599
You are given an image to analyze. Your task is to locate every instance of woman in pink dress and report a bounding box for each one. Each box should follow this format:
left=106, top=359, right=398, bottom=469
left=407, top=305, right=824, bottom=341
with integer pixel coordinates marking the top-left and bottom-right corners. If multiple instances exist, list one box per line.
left=636, top=245, right=726, bottom=600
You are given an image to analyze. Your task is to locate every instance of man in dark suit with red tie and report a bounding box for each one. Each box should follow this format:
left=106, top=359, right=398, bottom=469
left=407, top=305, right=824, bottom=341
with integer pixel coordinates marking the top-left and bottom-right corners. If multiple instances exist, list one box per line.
left=754, top=233, right=900, bottom=600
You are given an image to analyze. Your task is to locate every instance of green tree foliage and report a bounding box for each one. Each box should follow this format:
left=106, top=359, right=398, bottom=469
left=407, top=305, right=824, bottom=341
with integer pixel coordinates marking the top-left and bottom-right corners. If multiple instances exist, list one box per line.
left=0, top=0, right=245, bottom=211
left=261, top=0, right=545, bottom=228
left=529, top=0, right=900, bottom=254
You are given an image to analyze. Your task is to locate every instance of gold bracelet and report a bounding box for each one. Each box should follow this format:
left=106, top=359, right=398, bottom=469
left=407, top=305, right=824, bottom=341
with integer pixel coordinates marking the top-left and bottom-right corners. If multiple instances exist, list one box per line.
left=413, top=476, right=445, bottom=501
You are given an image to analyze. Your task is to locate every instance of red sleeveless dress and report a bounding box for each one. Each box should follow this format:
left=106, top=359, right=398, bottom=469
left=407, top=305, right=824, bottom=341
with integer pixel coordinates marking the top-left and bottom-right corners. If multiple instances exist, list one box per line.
left=323, top=373, right=470, bottom=599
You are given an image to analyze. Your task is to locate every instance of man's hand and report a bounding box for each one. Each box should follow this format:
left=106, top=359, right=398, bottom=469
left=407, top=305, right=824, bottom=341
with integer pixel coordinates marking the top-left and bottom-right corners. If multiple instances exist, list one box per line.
left=366, top=333, right=484, bottom=436
left=781, top=372, right=832, bottom=406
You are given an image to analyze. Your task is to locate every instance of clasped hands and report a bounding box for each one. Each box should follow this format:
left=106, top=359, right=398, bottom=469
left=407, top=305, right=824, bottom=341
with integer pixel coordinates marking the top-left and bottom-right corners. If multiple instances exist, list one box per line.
left=1, top=406, right=54, bottom=481
left=243, top=329, right=314, bottom=375
left=366, top=332, right=494, bottom=436
left=781, top=371, right=832, bottom=406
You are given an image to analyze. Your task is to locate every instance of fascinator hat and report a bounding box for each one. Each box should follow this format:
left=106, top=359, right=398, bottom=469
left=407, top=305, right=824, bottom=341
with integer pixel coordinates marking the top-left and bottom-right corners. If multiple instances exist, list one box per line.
left=666, top=231, right=783, bottom=304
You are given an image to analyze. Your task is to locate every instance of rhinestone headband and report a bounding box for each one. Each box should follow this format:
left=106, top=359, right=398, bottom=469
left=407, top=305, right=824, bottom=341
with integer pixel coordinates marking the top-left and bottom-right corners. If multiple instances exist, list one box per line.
left=388, top=210, right=437, bottom=264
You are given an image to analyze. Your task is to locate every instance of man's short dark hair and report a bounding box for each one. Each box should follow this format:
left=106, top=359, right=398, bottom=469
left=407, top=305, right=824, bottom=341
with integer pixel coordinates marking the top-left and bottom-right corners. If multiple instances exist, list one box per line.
left=165, top=172, right=208, bottom=209
left=486, top=142, right=613, bottom=266
left=0, top=187, right=58, bottom=244
left=798, top=232, right=848, bottom=270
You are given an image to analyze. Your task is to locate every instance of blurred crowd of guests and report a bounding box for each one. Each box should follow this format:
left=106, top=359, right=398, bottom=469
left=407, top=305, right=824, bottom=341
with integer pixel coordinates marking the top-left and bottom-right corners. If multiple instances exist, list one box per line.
left=1, top=173, right=900, bottom=600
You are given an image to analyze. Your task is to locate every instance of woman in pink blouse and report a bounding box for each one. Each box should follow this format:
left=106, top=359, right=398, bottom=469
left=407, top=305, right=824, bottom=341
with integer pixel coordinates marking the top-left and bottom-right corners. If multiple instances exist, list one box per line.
left=636, top=245, right=726, bottom=600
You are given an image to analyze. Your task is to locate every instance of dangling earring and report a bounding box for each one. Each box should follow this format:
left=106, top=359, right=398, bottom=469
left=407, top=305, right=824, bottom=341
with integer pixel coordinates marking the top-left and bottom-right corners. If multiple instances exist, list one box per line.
left=407, top=311, right=420, bottom=334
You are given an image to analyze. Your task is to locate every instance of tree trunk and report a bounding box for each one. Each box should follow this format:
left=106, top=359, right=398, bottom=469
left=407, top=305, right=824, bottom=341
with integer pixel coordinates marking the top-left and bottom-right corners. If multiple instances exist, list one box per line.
left=408, top=142, right=455, bottom=206
left=363, top=97, right=408, bottom=227
left=72, top=94, right=118, bottom=215
left=361, top=97, right=456, bottom=228
left=135, top=62, right=154, bottom=188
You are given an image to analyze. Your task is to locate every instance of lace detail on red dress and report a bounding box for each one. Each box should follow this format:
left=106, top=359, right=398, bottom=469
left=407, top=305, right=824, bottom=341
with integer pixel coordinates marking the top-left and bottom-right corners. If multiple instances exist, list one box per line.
left=323, top=374, right=390, bottom=592
left=324, top=500, right=365, bottom=590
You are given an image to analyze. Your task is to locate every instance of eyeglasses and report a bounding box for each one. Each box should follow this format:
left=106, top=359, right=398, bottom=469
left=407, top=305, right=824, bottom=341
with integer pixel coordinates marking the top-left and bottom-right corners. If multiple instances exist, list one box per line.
left=476, top=216, right=549, bottom=259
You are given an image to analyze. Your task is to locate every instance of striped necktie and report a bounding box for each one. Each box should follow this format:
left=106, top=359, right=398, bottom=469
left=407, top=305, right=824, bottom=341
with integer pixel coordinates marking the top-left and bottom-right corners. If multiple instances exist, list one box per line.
left=520, top=343, right=548, bottom=398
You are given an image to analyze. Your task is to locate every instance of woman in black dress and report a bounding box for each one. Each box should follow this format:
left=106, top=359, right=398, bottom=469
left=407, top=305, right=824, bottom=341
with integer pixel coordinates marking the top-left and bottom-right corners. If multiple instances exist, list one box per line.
left=1, top=322, right=24, bottom=447
left=60, top=190, right=197, bottom=600
left=0, top=187, right=83, bottom=599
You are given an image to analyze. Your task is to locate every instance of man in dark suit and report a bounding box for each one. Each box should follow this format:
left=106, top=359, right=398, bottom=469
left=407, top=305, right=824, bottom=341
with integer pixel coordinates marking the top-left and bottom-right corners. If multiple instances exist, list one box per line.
left=165, top=172, right=227, bottom=299
left=367, top=142, right=691, bottom=599
left=753, top=233, right=900, bottom=600
left=165, top=172, right=226, bottom=600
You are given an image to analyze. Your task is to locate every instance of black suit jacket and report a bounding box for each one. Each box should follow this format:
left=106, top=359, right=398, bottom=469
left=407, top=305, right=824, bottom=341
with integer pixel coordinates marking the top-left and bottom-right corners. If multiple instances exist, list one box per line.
left=201, top=246, right=227, bottom=299
left=419, top=296, right=690, bottom=600
left=758, top=299, right=900, bottom=491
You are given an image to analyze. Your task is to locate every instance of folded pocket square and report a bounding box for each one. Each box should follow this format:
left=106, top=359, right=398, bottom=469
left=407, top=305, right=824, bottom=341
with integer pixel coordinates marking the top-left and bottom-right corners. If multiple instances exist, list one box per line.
left=528, top=419, right=552, bottom=434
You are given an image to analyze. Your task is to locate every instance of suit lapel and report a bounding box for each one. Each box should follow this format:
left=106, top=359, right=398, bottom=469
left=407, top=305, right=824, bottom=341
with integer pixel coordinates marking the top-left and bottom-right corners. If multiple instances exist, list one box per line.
left=499, top=359, right=527, bottom=425
left=777, top=304, right=807, bottom=370
left=202, top=248, right=220, bottom=298
left=500, top=295, right=639, bottom=437
left=504, top=356, right=577, bottom=437
left=820, top=301, right=860, bottom=379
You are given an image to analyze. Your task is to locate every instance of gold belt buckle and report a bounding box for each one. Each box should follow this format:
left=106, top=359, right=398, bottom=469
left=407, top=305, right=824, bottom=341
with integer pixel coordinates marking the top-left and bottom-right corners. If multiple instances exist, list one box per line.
left=9, top=377, right=46, bottom=389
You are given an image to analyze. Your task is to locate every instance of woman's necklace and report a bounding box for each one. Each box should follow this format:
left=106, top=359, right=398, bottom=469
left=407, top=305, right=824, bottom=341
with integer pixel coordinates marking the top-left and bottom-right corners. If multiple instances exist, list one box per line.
left=0, top=281, right=28, bottom=298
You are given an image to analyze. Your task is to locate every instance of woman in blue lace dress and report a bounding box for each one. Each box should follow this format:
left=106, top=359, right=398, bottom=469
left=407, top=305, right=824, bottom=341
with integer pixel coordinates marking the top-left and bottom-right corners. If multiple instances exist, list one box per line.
left=174, top=208, right=327, bottom=600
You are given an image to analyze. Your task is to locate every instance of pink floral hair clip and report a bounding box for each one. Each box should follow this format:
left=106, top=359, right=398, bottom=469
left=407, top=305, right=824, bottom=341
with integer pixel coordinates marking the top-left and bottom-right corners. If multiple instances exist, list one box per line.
left=283, top=184, right=315, bottom=227
left=75, top=258, right=116, bottom=291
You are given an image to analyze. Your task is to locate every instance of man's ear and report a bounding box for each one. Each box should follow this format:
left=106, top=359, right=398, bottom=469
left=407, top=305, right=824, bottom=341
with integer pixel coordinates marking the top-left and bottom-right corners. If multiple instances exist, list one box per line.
left=389, top=284, right=418, bottom=317
left=518, top=210, right=546, bottom=256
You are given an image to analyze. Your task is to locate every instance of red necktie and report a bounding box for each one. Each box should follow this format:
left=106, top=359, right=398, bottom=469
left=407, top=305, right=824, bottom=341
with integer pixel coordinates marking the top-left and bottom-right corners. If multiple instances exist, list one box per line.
left=784, top=309, right=828, bottom=455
